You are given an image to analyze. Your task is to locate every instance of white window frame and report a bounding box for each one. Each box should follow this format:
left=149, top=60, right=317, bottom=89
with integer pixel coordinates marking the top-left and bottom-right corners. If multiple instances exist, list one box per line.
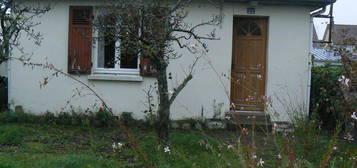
left=92, top=8, right=140, bottom=75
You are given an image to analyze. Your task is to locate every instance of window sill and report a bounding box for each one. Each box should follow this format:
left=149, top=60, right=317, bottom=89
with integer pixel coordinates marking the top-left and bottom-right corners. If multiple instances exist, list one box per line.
left=88, top=74, right=143, bottom=82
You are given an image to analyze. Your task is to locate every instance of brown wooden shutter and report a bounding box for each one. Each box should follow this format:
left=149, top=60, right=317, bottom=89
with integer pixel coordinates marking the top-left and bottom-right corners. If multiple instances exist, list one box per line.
left=140, top=7, right=168, bottom=77
left=68, top=6, right=93, bottom=74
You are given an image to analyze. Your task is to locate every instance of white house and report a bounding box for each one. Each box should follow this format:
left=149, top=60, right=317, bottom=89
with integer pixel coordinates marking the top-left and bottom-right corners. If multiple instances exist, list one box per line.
left=2, top=0, right=336, bottom=122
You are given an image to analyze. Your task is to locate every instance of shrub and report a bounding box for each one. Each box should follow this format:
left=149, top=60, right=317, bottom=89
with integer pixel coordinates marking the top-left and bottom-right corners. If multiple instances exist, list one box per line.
left=0, top=110, right=119, bottom=127
left=40, top=111, right=56, bottom=124
left=92, top=110, right=117, bottom=127
left=120, top=112, right=136, bottom=126
left=310, top=65, right=344, bottom=130
left=56, top=112, right=72, bottom=125
left=0, top=110, right=38, bottom=123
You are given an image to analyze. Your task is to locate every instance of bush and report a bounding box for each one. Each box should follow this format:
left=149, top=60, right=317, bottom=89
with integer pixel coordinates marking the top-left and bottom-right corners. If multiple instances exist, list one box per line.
left=0, top=110, right=119, bottom=127
left=310, top=65, right=344, bottom=130
left=120, top=112, right=136, bottom=126
left=0, top=111, right=38, bottom=123
left=92, top=110, right=117, bottom=127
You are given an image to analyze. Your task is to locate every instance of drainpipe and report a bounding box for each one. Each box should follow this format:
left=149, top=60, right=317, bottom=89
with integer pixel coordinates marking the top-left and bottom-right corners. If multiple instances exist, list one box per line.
left=306, top=6, right=327, bottom=117
left=6, top=52, right=11, bottom=110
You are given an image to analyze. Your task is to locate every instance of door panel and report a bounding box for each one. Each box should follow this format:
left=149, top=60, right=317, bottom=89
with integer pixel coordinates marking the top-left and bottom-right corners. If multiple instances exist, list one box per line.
left=231, top=17, right=267, bottom=111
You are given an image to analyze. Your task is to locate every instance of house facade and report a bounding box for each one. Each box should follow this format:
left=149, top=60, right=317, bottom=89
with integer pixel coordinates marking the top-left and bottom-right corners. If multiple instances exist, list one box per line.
left=4, top=0, right=335, bottom=122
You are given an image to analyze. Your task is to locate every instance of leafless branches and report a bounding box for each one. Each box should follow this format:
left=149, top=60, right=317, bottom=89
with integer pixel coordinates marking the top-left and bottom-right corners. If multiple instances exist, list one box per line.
left=0, top=0, right=50, bottom=64
left=12, top=56, right=111, bottom=113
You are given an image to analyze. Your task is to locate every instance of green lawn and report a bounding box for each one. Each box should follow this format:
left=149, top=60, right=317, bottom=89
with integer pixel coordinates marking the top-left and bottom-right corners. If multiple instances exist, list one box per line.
left=0, top=124, right=356, bottom=168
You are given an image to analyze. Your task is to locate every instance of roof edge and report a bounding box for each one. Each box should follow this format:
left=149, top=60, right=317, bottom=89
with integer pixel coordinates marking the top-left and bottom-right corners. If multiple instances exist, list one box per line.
left=225, top=0, right=336, bottom=6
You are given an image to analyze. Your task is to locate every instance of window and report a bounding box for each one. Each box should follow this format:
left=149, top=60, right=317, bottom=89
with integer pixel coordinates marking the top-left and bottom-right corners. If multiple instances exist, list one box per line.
left=93, top=8, right=139, bottom=75
left=238, top=21, right=261, bottom=36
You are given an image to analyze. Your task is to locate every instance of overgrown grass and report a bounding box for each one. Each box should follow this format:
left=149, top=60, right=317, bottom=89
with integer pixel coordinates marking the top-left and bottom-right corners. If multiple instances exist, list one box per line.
left=0, top=123, right=355, bottom=168
left=0, top=109, right=356, bottom=167
left=0, top=154, right=119, bottom=168
left=0, top=125, right=28, bottom=146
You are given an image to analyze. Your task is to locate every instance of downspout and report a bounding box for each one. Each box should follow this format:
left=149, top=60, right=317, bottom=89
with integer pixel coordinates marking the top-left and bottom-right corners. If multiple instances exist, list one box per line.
left=306, top=6, right=327, bottom=117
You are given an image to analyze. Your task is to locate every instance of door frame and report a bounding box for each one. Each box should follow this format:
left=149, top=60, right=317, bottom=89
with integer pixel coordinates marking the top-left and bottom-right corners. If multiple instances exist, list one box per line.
left=230, top=15, right=269, bottom=112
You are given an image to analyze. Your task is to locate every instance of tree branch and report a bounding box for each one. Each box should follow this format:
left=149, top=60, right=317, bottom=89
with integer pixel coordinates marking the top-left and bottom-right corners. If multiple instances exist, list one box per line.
left=168, top=54, right=202, bottom=105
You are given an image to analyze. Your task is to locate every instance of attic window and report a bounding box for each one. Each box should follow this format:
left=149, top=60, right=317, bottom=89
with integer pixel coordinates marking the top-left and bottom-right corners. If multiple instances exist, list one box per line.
left=238, top=22, right=261, bottom=36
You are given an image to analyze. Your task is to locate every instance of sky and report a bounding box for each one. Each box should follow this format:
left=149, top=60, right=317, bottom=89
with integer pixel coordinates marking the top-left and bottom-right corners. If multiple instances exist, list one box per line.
left=314, top=0, right=357, bottom=39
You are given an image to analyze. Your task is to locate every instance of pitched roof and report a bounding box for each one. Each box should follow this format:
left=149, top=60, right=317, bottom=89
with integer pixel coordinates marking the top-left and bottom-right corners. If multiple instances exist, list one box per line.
left=323, top=24, right=357, bottom=45
left=226, top=0, right=336, bottom=6
left=311, top=48, right=341, bottom=62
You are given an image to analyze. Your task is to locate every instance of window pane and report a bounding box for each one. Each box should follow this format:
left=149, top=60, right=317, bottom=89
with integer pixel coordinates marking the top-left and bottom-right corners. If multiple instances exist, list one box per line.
left=97, top=37, right=116, bottom=68
left=104, top=37, right=115, bottom=68
left=238, top=21, right=261, bottom=36
left=120, top=52, right=138, bottom=69
left=97, top=38, right=105, bottom=68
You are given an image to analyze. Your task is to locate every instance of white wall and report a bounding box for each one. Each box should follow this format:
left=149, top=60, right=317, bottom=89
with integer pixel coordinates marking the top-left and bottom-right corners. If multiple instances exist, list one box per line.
left=9, top=1, right=313, bottom=121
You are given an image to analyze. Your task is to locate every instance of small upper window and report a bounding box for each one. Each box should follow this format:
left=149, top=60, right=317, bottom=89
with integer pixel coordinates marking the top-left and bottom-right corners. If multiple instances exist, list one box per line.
left=238, top=21, right=261, bottom=36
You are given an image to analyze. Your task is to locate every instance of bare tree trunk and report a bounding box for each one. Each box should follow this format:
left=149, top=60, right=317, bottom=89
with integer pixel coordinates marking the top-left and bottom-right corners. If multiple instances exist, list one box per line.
left=0, top=37, right=9, bottom=64
left=156, top=67, right=170, bottom=143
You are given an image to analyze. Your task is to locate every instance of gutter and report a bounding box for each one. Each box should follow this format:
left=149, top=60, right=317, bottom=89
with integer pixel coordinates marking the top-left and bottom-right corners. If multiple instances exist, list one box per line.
left=225, top=0, right=336, bottom=6
left=311, top=6, right=326, bottom=16
left=306, top=15, right=314, bottom=117
left=306, top=5, right=329, bottom=117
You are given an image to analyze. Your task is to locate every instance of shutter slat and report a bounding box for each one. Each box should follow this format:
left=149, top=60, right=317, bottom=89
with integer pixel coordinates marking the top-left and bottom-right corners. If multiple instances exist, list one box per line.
left=68, top=6, right=93, bottom=74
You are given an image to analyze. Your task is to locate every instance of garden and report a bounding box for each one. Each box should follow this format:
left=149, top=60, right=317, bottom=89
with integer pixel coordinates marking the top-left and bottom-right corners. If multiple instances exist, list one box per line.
left=0, top=107, right=356, bottom=168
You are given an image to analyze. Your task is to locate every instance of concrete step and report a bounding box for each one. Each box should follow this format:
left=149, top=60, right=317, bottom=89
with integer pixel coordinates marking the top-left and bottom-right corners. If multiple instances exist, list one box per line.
left=228, top=111, right=271, bottom=125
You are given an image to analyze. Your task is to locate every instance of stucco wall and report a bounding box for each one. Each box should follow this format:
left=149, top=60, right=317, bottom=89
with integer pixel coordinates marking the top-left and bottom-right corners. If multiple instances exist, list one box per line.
left=9, top=1, right=313, bottom=121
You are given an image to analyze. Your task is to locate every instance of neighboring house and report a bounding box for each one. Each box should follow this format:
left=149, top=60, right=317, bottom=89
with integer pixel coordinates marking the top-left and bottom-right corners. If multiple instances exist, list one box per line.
left=311, top=48, right=341, bottom=66
left=312, top=24, right=357, bottom=66
left=323, top=24, right=357, bottom=53
left=6, top=0, right=335, bottom=122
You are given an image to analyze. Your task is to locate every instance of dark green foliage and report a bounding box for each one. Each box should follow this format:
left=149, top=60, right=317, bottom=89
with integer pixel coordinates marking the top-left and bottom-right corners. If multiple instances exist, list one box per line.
left=310, top=65, right=344, bottom=130
left=41, top=111, right=56, bottom=124
left=92, top=110, right=117, bottom=127
left=0, top=111, right=36, bottom=123
left=0, top=163, right=15, bottom=168
left=34, top=155, right=118, bottom=168
left=56, top=112, right=72, bottom=125
left=0, top=126, right=27, bottom=146
left=120, top=112, right=136, bottom=126
left=0, top=110, right=118, bottom=127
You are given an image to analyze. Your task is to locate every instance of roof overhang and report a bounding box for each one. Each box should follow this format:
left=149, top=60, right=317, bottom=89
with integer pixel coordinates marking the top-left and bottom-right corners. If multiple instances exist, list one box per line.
left=225, top=0, right=336, bottom=7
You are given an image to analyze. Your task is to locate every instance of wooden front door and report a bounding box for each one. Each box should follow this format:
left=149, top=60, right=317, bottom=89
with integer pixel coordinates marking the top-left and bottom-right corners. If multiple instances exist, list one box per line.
left=231, top=17, right=267, bottom=111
